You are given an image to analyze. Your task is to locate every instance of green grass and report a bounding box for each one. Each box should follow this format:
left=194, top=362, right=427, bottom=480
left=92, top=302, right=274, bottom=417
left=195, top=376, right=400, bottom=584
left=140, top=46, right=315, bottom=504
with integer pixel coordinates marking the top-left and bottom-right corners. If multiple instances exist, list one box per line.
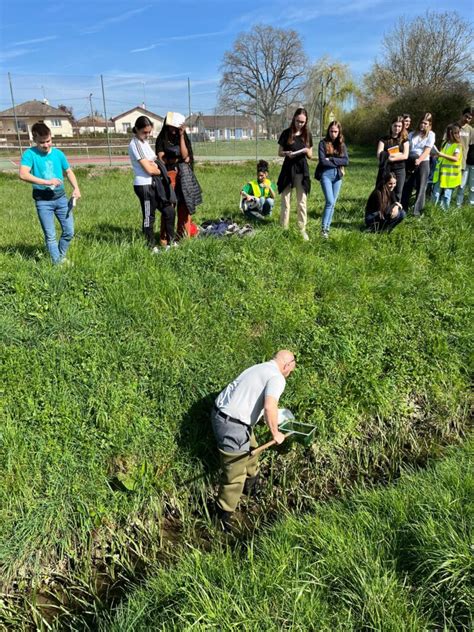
left=97, top=441, right=473, bottom=631
left=0, top=148, right=472, bottom=627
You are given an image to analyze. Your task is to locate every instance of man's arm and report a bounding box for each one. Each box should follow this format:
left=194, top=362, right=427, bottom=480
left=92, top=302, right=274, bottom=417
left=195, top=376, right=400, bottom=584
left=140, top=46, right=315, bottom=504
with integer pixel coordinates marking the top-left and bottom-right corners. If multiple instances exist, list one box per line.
left=264, top=396, right=285, bottom=444
left=65, top=167, right=81, bottom=199
left=19, top=164, right=62, bottom=187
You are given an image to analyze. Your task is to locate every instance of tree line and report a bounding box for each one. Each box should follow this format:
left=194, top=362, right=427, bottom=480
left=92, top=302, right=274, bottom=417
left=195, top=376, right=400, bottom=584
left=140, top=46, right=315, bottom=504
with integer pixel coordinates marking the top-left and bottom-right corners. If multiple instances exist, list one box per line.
left=218, top=11, right=473, bottom=143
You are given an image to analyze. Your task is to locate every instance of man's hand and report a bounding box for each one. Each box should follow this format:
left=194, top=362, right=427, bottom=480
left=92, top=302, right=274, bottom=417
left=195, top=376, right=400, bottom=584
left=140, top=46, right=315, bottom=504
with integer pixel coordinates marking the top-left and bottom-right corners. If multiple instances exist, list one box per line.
left=72, top=187, right=81, bottom=200
left=49, top=178, right=63, bottom=187
left=273, top=430, right=286, bottom=445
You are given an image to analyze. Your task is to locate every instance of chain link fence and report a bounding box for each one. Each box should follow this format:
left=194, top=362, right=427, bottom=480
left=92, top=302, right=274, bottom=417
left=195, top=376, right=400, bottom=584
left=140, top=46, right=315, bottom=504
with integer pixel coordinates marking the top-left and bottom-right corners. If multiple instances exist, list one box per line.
left=0, top=73, right=295, bottom=168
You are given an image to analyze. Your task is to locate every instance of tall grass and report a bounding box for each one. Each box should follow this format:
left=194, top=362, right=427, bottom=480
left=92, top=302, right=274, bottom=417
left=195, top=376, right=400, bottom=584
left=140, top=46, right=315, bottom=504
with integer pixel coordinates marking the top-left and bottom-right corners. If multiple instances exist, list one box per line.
left=0, top=148, right=472, bottom=626
left=98, top=441, right=473, bottom=631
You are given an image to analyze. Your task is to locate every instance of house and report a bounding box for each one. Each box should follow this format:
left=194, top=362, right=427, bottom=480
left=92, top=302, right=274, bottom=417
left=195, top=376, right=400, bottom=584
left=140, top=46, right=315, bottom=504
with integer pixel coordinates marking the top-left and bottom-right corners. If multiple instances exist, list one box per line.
left=111, top=106, right=163, bottom=135
left=186, top=113, right=256, bottom=141
left=76, top=115, right=114, bottom=135
left=0, top=100, right=74, bottom=139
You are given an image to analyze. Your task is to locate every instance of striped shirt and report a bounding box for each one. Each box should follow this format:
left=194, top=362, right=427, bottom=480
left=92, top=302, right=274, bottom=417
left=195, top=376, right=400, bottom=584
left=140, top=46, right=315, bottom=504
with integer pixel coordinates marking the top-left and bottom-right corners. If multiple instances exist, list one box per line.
left=128, top=137, right=156, bottom=185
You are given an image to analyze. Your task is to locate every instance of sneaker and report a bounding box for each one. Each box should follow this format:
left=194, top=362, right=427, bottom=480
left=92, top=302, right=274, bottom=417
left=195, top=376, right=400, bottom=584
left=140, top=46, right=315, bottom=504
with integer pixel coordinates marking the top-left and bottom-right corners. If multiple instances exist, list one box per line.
left=321, top=230, right=329, bottom=239
left=301, top=230, right=309, bottom=241
left=58, top=258, right=73, bottom=266
left=151, top=246, right=160, bottom=254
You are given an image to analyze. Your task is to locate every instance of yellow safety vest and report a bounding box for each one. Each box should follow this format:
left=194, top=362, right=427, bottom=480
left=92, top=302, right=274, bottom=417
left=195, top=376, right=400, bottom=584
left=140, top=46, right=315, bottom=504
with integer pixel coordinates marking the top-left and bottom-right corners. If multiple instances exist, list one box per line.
left=433, top=143, right=462, bottom=189
left=249, top=179, right=272, bottom=198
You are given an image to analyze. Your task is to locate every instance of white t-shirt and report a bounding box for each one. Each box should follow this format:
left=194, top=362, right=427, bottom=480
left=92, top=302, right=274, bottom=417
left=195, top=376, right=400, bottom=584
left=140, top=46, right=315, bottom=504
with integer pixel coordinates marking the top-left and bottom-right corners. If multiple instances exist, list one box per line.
left=408, top=130, right=435, bottom=162
left=215, top=360, right=286, bottom=426
left=128, top=137, right=156, bottom=185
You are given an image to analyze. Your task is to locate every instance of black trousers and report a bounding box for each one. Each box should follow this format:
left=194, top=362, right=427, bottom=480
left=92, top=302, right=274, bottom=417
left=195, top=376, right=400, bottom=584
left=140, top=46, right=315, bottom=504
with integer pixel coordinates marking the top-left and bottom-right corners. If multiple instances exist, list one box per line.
left=134, top=185, right=175, bottom=247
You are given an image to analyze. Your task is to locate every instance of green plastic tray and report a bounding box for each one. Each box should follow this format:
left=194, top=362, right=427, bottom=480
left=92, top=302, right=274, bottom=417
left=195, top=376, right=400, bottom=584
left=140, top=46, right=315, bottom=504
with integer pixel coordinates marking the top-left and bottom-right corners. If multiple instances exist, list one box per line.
left=279, top=420, right=316, bottom=446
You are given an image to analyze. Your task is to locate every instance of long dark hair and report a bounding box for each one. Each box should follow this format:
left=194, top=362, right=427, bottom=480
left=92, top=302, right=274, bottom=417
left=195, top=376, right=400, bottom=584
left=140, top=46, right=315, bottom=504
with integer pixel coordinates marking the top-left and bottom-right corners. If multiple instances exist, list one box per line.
left=324, top=120, right=345, bottom=156
left=132, top=116, right=153, bottom=134
left=388, top=116, right=407, bottom=142
left=377, top=171, right=397, bottom=216
left=288, top=108, right=309, bottom=146
left=155, top=116, right=194, bottom=164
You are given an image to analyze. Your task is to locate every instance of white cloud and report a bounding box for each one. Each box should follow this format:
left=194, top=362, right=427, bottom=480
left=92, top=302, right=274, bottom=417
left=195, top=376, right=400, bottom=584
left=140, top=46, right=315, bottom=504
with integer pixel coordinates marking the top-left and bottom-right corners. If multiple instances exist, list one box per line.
left=81, top=6, right=151, bottom=35
left=11, top=36, right=57, bottom=46
left=0, top=48, right=37, bottom=63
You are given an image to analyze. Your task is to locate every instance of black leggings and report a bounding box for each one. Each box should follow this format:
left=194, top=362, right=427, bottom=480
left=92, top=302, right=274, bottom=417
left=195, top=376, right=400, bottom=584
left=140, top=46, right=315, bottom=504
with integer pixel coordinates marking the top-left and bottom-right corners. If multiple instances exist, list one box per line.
left=134, top=184, right=175, bottom=247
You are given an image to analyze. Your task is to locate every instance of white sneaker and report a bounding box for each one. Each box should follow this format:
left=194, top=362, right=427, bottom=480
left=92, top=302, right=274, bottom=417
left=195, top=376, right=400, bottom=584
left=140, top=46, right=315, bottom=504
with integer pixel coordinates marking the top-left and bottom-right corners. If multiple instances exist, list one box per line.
left=301, top=230, right=309, bottom=241
left=321, top=230, right=329, bottom=239
left=151, top=246, right=160, bottom=254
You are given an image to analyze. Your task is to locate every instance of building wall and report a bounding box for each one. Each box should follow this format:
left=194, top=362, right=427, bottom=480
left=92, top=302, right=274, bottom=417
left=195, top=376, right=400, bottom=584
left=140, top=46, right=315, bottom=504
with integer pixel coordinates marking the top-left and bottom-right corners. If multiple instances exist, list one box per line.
left=0, top=116, right=73, bottom=139
left=113, top=111, right=163, bottom=135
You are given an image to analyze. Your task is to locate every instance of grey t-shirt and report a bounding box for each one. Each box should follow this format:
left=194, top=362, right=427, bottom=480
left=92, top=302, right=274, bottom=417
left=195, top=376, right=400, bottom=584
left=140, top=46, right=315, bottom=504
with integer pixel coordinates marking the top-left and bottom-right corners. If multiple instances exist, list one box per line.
left=215, top=360, right=286, bottom=426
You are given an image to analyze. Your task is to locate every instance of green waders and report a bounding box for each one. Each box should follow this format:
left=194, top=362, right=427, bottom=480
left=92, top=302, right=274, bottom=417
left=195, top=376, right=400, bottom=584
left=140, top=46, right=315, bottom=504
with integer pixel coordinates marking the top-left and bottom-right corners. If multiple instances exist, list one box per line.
left=217, top=432, right=259, bottom=513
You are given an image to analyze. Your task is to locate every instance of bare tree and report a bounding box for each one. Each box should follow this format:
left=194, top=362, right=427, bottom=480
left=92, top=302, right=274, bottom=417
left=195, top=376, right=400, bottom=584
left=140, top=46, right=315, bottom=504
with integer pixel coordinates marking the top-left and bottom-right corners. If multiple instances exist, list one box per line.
left=304, top=57, right=358, bottom=136
left=365, top=11, right=473, bottom=99
left=219, top=25, right=307, bottom=138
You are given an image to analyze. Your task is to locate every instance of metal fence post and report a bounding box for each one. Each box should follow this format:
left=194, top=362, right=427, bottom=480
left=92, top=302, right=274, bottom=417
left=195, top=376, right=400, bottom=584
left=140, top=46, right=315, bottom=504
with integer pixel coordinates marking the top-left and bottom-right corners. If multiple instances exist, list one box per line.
left=100, top=75, right=112, bottom=167
left=8, top=73, right=23, bottom=157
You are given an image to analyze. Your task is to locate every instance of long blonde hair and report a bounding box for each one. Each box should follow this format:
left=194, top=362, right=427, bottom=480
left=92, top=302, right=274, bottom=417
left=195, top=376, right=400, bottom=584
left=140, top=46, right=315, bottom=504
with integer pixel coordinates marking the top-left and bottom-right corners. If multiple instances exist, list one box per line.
left=415, top=112, right=433, bottom=139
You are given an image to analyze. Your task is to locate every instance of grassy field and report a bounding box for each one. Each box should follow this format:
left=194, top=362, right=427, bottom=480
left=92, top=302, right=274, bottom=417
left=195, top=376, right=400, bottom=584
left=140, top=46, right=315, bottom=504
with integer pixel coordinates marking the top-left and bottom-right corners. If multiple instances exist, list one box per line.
left=0, top=148, right=472, bottom=628
left=97, top=440, right=473, bottom=631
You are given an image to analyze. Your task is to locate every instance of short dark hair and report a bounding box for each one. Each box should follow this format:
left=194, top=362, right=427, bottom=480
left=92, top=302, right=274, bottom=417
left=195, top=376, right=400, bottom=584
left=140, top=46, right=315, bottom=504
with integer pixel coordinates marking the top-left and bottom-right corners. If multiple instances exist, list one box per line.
left=257, top=159, right=269, bottom=173
left=32, top=122, right=51, bottom=139
left=462, top=106, right=473, bottom=116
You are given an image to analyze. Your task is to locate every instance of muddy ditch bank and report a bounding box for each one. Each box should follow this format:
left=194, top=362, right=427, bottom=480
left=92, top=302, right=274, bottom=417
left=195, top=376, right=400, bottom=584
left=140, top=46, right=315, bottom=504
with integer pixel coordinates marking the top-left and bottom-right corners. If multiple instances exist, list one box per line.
left=1, top=407, right=470, bottom=630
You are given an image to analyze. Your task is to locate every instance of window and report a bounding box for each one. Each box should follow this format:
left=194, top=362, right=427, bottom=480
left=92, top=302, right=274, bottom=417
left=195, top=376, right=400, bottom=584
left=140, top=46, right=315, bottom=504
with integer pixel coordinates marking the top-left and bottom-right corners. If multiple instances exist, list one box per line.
left=51, top=119, right=61, bottom=127
left=16, top=119, right=27, bottom=133
left=122, top=122, right=131, bottom=132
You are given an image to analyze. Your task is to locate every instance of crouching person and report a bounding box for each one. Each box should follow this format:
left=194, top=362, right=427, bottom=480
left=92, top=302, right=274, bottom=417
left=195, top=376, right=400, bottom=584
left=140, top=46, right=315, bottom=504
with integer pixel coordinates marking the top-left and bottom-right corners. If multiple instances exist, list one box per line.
left=211, top=350, right=296, bottom=531
left=240, top=160, right=276, bottom=220
left=365, top=171, right=406, bottom=232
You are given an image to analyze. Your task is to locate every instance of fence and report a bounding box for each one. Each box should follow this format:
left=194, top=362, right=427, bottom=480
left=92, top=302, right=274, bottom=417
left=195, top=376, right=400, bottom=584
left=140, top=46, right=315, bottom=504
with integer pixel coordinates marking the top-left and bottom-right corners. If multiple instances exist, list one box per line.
left=1, top=72, right=316, bottom=166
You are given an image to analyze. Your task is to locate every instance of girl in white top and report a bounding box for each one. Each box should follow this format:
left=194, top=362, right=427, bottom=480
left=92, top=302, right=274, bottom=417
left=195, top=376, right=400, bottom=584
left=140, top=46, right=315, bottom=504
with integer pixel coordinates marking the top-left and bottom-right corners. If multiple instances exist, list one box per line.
left=401, top=113, right=435, bottom=216
left=128, top=116, right=175, bottom=251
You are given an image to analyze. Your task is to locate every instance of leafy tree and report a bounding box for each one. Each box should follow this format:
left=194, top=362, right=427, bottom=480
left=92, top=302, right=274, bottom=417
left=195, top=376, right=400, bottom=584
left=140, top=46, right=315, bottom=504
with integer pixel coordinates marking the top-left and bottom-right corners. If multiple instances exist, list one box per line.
left=304, top=56, right=358, bottom=136
left=364, top=11, right=473, bottom=99
left=219, top=25, right=307, bottom=138
left=57, top=104, right=75, bottom=122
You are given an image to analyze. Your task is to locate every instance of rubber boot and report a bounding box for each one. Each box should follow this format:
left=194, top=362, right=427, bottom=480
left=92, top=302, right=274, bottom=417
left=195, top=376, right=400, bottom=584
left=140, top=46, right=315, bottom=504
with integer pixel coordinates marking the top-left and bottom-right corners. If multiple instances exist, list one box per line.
left=243, top=473, right=260, bottom=497
left=215, top=504, right=233, bottom=532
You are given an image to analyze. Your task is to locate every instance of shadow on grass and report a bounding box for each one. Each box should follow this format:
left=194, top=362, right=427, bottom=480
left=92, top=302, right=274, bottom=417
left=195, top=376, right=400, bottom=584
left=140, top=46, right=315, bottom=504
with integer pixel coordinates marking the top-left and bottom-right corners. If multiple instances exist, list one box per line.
left=80, top=223, right=142, bottom=245
left=177, top=392, right=221, bottom=491
left=0, top=243, right=42, bottom=259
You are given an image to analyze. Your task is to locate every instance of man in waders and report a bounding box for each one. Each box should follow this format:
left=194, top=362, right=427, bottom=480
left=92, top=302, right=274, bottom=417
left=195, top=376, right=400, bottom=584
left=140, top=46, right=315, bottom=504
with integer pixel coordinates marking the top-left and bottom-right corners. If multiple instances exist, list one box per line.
left=211, top=350, right=296, bottom=530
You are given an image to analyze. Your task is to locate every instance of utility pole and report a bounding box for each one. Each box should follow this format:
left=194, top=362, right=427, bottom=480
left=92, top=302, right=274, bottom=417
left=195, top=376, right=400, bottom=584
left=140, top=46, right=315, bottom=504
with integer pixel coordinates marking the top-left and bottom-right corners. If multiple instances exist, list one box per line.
left=142, top=82, right=146, bottom=109
left=89, top=93, right=96, bottom=136
left=187, top=78, right=192, bottom=142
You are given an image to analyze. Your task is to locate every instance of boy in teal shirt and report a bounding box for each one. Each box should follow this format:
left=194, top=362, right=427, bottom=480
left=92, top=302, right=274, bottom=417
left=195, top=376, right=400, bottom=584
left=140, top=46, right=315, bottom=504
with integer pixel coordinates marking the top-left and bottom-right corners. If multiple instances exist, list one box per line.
left=19, top=122, right=81, bottom=264
left=240, top=160, right=276, bottom=219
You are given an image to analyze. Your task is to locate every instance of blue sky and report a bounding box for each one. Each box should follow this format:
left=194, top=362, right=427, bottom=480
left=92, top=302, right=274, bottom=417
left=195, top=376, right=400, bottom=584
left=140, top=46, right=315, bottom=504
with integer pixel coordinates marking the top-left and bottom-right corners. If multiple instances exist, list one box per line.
left=0, top=0, right=472, bottom=119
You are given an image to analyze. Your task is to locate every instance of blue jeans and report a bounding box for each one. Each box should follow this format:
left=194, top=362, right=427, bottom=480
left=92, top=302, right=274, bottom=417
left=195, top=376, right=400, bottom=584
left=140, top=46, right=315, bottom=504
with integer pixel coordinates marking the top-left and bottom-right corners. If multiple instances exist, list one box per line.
left=431, top=182, right=454, bottom=211
left=320, top=168, right=342, bottom=231
left=35, top=195, right=74, bottom=263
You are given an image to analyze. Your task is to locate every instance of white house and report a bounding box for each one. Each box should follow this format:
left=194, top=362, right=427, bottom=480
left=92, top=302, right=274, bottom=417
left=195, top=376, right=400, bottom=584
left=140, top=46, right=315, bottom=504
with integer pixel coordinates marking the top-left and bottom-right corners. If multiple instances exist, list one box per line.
left=76, top=115, right=114, bottom=135
left=111, top=106, right=163, bottom=135
left=0, top=100, right=74, bottom=139
left=185, top=113, right=256, bottom=141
